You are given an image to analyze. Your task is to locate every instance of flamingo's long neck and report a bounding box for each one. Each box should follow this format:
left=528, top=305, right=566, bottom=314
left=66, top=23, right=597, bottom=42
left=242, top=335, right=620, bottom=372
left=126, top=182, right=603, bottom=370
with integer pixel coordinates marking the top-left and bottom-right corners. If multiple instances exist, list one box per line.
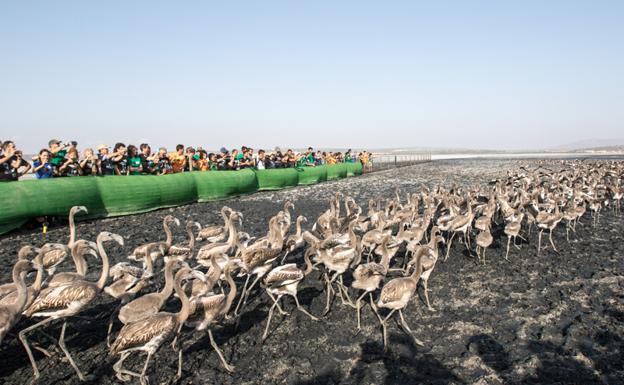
left=187, top=226, right=195, bottom=251
left=164, top=221, right=174, bottom=248
left=174, top=273, right=191, bottom=324
left=71, top=243, right=88, bottom=276
left=68, top=210, right=77, bottom=248
left=96, top=238, right=110, bottom=290
left=160, top=260, right=176, bottom=299
left=295, top=218, right=303, bottom=237
left=222, top=266, right=238, bottom=316
left=10, top=262, right=29, bottom=314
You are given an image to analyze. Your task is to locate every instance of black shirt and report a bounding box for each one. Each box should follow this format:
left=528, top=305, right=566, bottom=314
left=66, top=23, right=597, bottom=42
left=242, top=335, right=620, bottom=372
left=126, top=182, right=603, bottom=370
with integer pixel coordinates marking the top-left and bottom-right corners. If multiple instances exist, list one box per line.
left=156, top=155, right=172, bottom=174
left=115, top=156, right=128, bottom=175
left=63, top=160, right=82, bottom=177
left=99, top=154, right=115, bottom=175
left=81, top=159, right=98, bottom=176
left=0, top=155, right=18, bottom=181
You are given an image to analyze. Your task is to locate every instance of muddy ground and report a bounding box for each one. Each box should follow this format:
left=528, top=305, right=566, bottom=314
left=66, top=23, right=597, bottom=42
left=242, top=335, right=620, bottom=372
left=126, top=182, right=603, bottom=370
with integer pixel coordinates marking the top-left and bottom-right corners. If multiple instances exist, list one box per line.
left=1, top=159, right=623, bottom=385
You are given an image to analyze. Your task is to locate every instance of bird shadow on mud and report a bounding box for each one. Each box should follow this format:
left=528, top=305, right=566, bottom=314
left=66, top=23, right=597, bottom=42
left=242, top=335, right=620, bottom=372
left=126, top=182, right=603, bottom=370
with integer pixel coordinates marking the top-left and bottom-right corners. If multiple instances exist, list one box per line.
left=294, top=338, right=464, bottom=385
left=467, top=334, right=511, bottom=373
left=517, top=340, right=603, bottom=385
left=467, top=333, right=608, bottom=385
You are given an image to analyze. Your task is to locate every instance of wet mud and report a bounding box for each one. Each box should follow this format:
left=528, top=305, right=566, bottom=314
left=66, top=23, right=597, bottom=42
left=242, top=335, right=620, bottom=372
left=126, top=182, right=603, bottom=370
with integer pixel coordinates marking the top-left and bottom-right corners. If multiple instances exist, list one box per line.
left=1, top=159, right=623, bottom=385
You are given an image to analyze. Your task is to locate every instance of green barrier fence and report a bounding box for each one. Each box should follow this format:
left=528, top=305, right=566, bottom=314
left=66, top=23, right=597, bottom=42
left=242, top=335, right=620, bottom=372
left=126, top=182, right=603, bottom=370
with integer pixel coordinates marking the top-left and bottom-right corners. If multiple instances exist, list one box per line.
left=0, top=163, right=362, bottom=235
left=327, top=163, right=348, bottom=180
left=194, top=169, right=258, bottom=201
left=255, top=168, right=299, bottom=190
left=297, top=165, right=328, bottom=185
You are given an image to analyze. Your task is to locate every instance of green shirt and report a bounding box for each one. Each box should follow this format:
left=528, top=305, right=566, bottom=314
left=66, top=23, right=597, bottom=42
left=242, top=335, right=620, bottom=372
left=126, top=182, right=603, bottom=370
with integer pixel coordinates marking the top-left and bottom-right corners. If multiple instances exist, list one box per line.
left=235, top=152, right=244, bottom=161
left=306, top=153, right=314, bottom=163
left=50, top=149, right=67, bottom=167
left=128, top=156, right=142, bottom=175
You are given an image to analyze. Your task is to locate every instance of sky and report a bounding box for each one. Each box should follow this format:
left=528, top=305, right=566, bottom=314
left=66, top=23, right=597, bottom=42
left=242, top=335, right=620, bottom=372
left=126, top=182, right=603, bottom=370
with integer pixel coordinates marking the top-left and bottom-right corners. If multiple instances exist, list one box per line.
left=1, top=1, right=623, bottom=153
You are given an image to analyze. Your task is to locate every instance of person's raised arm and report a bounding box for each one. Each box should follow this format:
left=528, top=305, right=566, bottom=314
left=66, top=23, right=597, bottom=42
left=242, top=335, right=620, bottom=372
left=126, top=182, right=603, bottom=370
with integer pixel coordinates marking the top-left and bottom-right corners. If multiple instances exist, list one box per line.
left=0, top=147, right=14, bottom=165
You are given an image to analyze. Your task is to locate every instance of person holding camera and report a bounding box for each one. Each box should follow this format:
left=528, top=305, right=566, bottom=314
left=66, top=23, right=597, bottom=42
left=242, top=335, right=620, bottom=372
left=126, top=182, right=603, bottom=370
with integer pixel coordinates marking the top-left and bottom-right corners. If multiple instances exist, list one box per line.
left=154, top=147, right=173, bottom=175
left=33, top=149, right=54, bottom=179
left=97, top=144, right=115, bottom=175
left=0, top=141, right=22, bottom=181
left=80, top=148, right=100, bottom=176
left=45, top=139, right=70, bottom=175
left=59, top=148, right=82, bottom=177
left=111, top=143, right=128, bottom=175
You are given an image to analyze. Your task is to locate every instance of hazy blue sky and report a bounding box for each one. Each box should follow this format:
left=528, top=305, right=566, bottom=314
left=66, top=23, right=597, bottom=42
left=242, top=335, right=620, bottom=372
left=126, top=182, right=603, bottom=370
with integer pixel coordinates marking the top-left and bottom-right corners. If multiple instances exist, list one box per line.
left=1, top=1, right=623, bottom=152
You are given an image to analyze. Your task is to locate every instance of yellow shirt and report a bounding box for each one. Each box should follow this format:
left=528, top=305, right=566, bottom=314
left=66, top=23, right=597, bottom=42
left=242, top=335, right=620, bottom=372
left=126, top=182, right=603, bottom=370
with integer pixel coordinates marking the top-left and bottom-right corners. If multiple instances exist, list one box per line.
left=168, top=152, right=186, bottom=173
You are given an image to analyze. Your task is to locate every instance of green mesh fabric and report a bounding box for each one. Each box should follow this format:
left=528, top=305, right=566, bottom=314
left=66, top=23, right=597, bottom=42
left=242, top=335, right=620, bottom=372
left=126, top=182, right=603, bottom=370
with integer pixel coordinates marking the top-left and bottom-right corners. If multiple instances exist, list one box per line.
left=194, top=169, right=258, bottom=201
left=326, top=164, right=348, bottom=180
left=1, top=165, right=363, bottom=235
left=0, top=177, right=105, bottom=234
left=346, top=162, right=363, bottom=177
left=254, top=168, right=299, bottom=190
left=297, top=165, right=328, bottom=185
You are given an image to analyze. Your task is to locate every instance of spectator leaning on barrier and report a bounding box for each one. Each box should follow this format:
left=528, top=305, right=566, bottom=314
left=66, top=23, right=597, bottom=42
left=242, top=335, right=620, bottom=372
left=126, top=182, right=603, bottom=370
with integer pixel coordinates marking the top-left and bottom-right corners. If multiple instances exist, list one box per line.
left=80, top=148, right=99, bottom=176
left=98, top=144, right=115, bottom=176
left=33, top=149, right=54, bottom=179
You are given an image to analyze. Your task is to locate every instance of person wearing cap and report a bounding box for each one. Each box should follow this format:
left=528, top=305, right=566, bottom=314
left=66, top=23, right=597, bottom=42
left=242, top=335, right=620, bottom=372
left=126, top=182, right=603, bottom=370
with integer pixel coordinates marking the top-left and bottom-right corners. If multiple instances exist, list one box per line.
left=168, top=144, right=186, bottom=173
left=47, top=139, right=69, bottom=175
left=97, top=144, right=115, bottom=175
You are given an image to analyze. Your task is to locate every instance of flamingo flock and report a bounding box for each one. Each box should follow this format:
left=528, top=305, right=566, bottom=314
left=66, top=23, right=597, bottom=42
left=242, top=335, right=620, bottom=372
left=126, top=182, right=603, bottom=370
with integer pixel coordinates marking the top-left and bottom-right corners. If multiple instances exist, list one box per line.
left=0, top=159, right=622, bottom=384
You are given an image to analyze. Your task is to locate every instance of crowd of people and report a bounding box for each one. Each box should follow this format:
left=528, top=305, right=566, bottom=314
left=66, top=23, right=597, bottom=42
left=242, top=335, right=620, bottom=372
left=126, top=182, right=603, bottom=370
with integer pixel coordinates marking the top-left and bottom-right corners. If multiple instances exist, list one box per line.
left=0, top=139, right=372, bottom=181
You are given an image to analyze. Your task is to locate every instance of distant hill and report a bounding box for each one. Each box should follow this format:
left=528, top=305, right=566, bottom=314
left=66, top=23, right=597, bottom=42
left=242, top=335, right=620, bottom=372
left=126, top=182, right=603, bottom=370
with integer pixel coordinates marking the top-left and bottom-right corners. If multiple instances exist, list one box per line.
left=550, top=138, right=624, bottom=152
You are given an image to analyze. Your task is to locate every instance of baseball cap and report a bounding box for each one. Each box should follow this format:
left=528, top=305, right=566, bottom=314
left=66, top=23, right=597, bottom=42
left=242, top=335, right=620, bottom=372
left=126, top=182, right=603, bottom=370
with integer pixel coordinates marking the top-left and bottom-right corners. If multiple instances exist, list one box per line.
left=97, top=144, right=109, bottom=150
left=220, top=147, right=228, bottom=153
left=48, top=139, right=61, bottom=146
